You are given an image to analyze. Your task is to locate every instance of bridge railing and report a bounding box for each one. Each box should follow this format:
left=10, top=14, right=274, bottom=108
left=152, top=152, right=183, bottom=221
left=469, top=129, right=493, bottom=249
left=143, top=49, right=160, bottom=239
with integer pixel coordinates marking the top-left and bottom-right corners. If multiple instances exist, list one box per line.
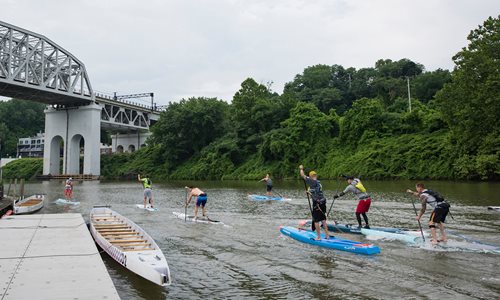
left=94, top=92, right=164, bottom=112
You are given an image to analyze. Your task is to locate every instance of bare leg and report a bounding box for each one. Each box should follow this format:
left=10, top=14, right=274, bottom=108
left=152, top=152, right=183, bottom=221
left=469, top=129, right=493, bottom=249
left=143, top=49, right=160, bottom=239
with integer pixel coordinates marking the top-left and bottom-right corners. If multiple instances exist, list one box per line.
left=438, top=223, right=447, bottom=242
left=194, top=205, right=199, bottom=220
left=321, top=220, right=330, bottom=239
left=202, top=206, right=206, bottom=217
left=143, top=197, right=147, bottom=208
left=149, top=195, right=153, bottom=207
left=430, top=227, right=438, bottom=245
left=315, top=222, right=321, bottom=240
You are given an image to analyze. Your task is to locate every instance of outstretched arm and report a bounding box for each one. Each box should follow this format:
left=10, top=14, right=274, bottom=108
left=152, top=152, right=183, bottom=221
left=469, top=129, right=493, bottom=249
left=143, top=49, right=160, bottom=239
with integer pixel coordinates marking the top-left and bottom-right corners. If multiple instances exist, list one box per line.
left=137, top=174, right=141, bottom=182
left=299, top=165, right=306, bottom=180
left=185, top=192, right=193, bottom=207
left=416, top=196, right=427, bottom=220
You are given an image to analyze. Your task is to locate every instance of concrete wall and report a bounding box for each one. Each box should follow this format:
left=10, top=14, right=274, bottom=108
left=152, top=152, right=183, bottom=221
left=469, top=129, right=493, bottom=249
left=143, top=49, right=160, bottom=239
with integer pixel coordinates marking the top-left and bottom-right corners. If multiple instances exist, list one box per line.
left=43, top=104, right=101, bottom=175
left=111, top=132, right=150, bottom=153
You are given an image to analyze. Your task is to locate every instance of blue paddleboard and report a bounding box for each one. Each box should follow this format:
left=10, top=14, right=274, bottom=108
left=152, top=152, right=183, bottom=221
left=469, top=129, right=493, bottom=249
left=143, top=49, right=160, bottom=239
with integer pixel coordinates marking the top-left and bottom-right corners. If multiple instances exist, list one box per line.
left=280, top=226, right=380, bottom=255
left=248, top=194, right=290, bottom=201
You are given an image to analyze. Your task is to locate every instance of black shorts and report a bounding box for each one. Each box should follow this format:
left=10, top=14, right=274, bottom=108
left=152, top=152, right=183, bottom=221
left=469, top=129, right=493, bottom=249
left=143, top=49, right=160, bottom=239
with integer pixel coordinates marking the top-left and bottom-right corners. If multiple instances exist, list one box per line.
left=266, top=185, right=273, bottom=192
left=312, top=202, right=327, bottom=222
left=429, top=207, right=449, bottom=227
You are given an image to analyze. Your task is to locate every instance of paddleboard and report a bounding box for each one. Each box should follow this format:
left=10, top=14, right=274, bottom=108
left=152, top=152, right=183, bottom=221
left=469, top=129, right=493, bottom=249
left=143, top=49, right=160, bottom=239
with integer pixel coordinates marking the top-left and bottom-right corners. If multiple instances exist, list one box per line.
left=299, top=220, right=407, bottom=235
left=173, top=212, right=223, bottom=225
left=248, top=194, right=291, bottom=201
left=360, top=228, right=422, bottom=244
left=487, top=206, right=500, bottom=212
left=136, top=204, right=159, bottom=211
left=54, top=198, right=80, bottom=205
left=279, top=226, right=380, bottom=255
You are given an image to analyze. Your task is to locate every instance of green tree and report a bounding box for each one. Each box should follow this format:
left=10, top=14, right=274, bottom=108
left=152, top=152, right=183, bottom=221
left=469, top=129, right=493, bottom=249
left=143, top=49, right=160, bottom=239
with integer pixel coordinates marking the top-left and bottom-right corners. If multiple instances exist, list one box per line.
left=0, top=99, right=46, bottom=156
left=435, top=16, right=500, bottom=179
left=413, top=69, right=452, bottom=103
left=150, top=97, right=229, bottom=168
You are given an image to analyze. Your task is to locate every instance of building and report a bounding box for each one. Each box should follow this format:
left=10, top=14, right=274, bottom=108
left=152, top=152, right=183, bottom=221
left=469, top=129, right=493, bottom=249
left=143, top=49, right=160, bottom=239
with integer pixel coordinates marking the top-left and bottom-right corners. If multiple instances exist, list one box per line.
left=17, top=132, right=44, bottom=158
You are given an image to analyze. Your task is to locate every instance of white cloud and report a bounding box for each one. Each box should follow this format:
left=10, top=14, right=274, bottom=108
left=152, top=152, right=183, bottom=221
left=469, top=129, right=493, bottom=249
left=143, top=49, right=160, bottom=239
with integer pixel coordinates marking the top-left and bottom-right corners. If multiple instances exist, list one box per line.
left=1, top=0, right=497, bottom=104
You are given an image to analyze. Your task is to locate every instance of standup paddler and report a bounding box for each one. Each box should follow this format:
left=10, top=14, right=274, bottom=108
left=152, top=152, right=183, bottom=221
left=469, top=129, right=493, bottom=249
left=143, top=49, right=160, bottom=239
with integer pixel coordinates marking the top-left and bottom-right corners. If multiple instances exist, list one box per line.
left=334, top=176, right=371, bottom=229
left=185, top=186, right=208, bottom=220
left=299, top=165, right=330, bottom=240
left=138, top=174, right=153, bottom=209
left=407, top=183, right=450, bottom=245
left=260, top=174, right=273, bottom=196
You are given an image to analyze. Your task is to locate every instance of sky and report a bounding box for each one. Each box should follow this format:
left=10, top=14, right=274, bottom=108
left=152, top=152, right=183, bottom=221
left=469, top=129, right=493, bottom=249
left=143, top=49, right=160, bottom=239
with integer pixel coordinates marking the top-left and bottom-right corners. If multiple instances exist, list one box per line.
left=1, top=0, right=498, bottom=105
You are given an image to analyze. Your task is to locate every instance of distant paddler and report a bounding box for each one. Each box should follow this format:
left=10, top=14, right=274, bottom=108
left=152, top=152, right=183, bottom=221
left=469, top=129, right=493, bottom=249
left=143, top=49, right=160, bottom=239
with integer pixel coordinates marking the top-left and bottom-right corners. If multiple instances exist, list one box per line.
left=64, top=177, right=73, bottom=199
left=259, top=174, right=273, bottom=196
left=334, top=176, right=371, bottom=229
left=299, top=165, right=330, bottom=240
left=138, top=174, right=153, bottom=209
left=185, top=186, right=208, bottom=220
left=407, top=183, right=451, bottom=245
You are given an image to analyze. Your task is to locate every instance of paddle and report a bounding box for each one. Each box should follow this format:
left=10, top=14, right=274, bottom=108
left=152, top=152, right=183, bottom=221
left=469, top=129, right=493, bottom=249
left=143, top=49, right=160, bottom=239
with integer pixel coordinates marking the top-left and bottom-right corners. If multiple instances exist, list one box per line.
left=408, top=192, right=425, bottom=242
left=184, top=187, right=188, bottom=223
left=303, top=179, right=315, bottom=231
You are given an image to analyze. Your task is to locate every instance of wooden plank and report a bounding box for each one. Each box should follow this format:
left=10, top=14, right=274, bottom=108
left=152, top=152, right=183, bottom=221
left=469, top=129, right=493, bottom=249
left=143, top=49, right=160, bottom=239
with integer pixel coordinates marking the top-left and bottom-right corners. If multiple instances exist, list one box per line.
left=125, top=248, right=154, bottom=251
left=94, top=225, right=130, bottom=229
left=100, top=233, right=139, bottom=237
left=97, top=228, right=135, bottom=232
left=112, top=242, right=150, bottom=246
left=108, top=239, right=146, bottom=243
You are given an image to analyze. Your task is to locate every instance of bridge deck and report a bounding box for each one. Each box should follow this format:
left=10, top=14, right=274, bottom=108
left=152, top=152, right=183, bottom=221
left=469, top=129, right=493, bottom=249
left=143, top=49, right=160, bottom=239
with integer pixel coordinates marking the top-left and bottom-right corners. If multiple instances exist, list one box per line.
left=0, top=213, right=120, bottom=300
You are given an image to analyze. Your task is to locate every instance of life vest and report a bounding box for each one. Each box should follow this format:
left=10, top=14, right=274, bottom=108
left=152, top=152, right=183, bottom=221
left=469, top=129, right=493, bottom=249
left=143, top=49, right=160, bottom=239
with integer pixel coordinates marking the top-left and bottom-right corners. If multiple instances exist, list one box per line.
left=142, top=178, right=152, bottom=189
left=308, top=179, right=325, bottom=203
left=351, top=178, right=366, bottom=193
left=422, top=189, right=450, bottom=208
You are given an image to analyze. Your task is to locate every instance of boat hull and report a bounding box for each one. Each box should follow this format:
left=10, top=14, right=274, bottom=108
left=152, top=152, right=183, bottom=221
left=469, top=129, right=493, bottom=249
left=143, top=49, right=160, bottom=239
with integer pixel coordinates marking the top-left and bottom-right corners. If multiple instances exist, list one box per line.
left=13, top=194, right=44, bottom=214
left=280, top=226, right=380, bottom=255
left=90, top=207, right=171, bottom=286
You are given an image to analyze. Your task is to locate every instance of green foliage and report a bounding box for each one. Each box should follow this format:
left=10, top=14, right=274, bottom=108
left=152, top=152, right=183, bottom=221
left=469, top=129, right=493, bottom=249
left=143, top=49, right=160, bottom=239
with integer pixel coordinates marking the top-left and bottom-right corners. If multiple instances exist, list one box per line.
left=97, top=16, right=498, bottom=181
left=435, top=16, right=500, bottom=179
left=2, top=158, right=43, bottom=179
left=0, top=99, right=46, bottom=156
left=150, top=97, right=229, bottom=168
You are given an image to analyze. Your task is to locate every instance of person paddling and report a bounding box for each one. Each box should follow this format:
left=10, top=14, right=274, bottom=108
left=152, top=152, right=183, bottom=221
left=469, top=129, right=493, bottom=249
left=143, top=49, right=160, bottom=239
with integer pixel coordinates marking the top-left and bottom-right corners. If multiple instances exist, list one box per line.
left=299, top=165, right=330, bottom=240
left=407, top=183, right=450, bottom=245
left=138, top=174, right=153, bottom=208
left=186, top=186, right=208, bottom=220
left=260, top=174, right=273, bottom=196
left=64, top=177, right=73, bottom=199
left=334, top=176, right=371, bottom=229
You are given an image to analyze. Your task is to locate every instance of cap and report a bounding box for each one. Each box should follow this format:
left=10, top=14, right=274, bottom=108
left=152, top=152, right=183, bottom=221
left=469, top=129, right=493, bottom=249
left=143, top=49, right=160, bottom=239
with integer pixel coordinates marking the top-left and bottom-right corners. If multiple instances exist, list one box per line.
left=309, top=171, right=317, bottom=177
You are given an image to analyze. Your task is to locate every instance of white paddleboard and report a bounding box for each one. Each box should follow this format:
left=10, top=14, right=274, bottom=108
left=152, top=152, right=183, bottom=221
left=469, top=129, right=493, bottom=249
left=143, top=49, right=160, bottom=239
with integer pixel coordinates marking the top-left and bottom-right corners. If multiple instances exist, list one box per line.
left=487, top=206, right=500, bottom=212
left=136, top=204, right=159, bottom=211
left=173, top=212, right=223, bottom=225
left=54, top=198, right=80, bottom=205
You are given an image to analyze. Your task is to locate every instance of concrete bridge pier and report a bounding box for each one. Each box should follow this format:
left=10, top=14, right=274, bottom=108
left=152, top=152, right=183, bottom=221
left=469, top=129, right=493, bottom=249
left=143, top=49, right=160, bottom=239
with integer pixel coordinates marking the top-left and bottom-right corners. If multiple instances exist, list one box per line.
left=43, top=104, right=101, bottom=176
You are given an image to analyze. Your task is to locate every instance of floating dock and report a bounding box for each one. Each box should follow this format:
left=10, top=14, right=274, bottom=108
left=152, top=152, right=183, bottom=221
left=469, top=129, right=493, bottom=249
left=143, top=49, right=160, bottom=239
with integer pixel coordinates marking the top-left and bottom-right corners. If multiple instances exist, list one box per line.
left=0, top=213, right=120, bottom=299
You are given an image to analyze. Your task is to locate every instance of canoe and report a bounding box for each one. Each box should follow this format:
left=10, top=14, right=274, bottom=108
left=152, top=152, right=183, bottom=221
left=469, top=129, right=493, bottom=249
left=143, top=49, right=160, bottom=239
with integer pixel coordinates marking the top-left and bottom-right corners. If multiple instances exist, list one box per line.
left=89, top=207, right=171, bottom=286
left=54, top=198, right=80, bottom=205
left=248, top=194, right=291, bottom=201
left=299, top=220, right=406, bottom=235
left=360, top=228, right=422, bottom=244
left=173, top=212, right=223, bottom=225
left=135, top=204, right=159, bottom=211
left=13, top=194, right=44, bottom=214
left=279, top=226, right=380, bottom=255
left=487, top=206, right=500, bottom=212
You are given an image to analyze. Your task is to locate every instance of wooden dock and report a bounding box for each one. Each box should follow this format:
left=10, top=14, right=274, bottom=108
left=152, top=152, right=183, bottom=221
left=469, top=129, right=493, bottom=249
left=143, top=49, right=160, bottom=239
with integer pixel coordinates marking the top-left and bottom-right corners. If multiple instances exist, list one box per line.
left=0, top=213, right=120, bottom=299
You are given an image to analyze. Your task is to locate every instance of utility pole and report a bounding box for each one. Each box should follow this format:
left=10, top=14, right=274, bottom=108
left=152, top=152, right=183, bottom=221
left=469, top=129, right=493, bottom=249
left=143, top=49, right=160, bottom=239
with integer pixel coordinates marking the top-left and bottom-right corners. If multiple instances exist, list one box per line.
left=407, top=76, right=412, bottom=112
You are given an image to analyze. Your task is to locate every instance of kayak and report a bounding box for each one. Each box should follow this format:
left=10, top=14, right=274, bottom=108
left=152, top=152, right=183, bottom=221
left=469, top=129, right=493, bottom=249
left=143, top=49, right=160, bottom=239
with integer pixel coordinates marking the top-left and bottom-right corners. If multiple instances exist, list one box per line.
left=487, top=206, right=500, bottom=212
left=360, top=228, right=422, bottom=244
left=279, top=226, right=380, bottom=255
left=54, top=198, right=80, bottom=205
left=299, top=220, right=406, bottom=235
left=173, top=212, right=223, bottom=225
left=248, top=194, right=291, bottom=201
left=135, top=204, right=159, bottom=211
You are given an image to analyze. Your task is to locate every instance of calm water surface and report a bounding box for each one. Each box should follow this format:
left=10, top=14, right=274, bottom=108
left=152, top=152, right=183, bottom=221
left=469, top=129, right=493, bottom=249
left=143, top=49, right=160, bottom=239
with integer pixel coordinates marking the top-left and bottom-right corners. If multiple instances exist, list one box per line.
left=20, top=180, right=500, bottom=300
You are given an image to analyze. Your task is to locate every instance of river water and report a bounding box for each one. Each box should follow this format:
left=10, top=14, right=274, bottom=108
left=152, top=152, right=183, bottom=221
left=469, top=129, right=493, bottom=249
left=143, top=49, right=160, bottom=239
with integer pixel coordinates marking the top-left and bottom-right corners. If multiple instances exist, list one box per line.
left=18, top=180, right=500, bottom=300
